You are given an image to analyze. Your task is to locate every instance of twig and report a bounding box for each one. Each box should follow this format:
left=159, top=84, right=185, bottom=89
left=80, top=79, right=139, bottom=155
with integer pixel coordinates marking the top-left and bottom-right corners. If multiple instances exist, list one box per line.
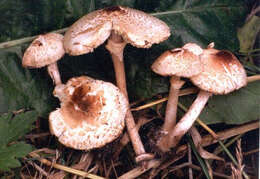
left=243, top=148, right=259, bottom=156
left=168, top=162, right=191, bottom=175
left=188, top=144, right=193, bottom=179
left=29, top=152, right=105, bottom=179
left=188, top=164, right=230, bottom=179
left=131, top=75, right=260, bottom=112
left=27, top=160, right=49, bottom=177
left=25, top=132, right=50, bottom=139
left=247, top=75, right=260, bottom=83
left=131, top=87, right=198, bottom=111
left=118, top=121, right=259, bottom=179
left=149, top=152, right=186, bottom=178
left=0, top=28, right=68, bottom=49
left=214, top=135, right=242, bottom=155
left=246, top=6, right=260, bottom=22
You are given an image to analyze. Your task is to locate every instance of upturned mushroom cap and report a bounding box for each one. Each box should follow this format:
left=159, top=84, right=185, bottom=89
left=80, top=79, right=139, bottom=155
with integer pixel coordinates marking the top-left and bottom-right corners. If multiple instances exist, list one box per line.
left=191, top=48, right=247, bottom=94
left=23, top=33, right=65, bottom=68
left=151, top=43, right=203, bottom=77
left=49, top=76, right=128, bottom=150
left=64, top=6, right=170, bottom=55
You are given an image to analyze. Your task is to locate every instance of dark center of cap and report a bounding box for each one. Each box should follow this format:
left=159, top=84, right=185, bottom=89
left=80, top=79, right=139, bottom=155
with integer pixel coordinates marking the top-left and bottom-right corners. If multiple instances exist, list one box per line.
left=215, top=50, right=233, bottom=62
left=62, top=83, right=106, bottom=128
left=103, top=6, right=126, bottom=15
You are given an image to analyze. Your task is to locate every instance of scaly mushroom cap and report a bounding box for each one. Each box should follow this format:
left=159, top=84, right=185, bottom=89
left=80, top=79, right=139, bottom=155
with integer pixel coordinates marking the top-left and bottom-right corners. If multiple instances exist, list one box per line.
left=49, top=76, right=128, bottom=150
left=151, top=43, right=203, bottom=77
left=23, top=33, right=65, bottom=68
left=111, top=6, right=170, bottom=48
left=191, top=48, right=247, bottom=94
left=63, top=9, right=113, bottom=55
left=64, top=6, right=170, bottom=55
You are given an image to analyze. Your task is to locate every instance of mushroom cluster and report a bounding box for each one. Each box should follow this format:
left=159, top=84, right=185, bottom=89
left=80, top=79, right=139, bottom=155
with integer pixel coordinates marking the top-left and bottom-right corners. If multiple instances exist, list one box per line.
left=152, top=43, right=247, bottom=152
left=63, top=6, right=170, bottom=162
left=22, top=6, right=170, bottom=162
left=21, top=5, right=248, bottom=165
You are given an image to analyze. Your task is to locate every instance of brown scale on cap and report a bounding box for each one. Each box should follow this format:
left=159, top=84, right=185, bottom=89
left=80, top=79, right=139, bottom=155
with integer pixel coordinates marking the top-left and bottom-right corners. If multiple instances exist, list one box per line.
left=103, top=6, right=126, bottom=14
left=191, top=48, right=247, bottom=94
left=61, top=83, right=106, bottom=128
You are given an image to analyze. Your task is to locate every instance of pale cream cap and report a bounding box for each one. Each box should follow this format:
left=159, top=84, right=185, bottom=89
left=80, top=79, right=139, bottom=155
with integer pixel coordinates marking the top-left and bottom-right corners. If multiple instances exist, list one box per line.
left=191, top=48, right=247, bottom=94
left=49, top=76, right=128, bottom=150
left=23, top=33, right=65, bottom=68
left=63, top=6, right=170, bottom=55
left=151, top=43, right=203, bottom=78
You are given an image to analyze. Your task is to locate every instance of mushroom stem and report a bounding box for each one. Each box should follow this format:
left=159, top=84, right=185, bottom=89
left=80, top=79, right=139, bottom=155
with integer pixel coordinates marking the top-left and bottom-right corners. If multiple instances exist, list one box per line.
left=162, top=76, right=185, bottom=132
left=157, top=76, right=185, bottom=150
left=47, top=63, right=62, bottom=85
left=106, top=31, right=152, bottom=162
left=161, top=90, right=212, bottom=152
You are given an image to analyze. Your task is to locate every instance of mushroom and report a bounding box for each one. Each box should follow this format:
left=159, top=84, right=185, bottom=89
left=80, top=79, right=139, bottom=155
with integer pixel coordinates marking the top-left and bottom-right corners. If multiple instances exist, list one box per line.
left=160, top=44, right=247, bottom=152
left=151, top=43, right=203, bottom=152
left=49, top=76, right=128, bottom=150
left=63, top=6, right=170, bottom=162
left=22, top=33, right=65, bottom=85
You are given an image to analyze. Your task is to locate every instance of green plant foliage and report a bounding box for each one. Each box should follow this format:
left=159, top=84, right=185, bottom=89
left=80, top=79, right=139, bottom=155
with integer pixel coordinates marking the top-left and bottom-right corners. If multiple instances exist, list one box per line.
left=0, top=47, right=54, bottom=116
left=180, top=81, right=260, bottom=124
left=0, top=111, right=37, bottom=171
left=238, top=15, right=260, bottom=53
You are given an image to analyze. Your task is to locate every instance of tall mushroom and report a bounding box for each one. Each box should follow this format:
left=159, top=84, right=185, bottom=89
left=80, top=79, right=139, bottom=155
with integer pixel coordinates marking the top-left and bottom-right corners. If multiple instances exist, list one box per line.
left=151, top=43, right=203, bottom=152
left=22, top=33, right=65, bottom=85
left=161, top=45, right=247, bottom=152
left=50, top=76, right=128, bottom=150
left=63, top=6, right=170, bottom=162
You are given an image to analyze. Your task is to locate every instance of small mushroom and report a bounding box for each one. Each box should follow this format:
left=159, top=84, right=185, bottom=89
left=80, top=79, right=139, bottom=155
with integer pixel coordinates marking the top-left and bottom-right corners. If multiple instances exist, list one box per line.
left=151, top=43, right=203, bottom=152
left=161, top=44, right=247, bottom=152
left=49, top=76, right=128, bottom=150
left=22, top=33, right=65, bottom=85
left=63, top=6, right=170, bottom=162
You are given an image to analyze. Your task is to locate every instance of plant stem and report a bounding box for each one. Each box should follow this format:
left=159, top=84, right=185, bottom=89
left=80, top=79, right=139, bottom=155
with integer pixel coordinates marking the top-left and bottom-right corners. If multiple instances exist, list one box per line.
left=0, top=28, right=68, bottom=49
left=131, top=87, right=198, bottom=111
left=247, top=75, right=260, bottom=83
left=29, top=152, right=104, bottom=179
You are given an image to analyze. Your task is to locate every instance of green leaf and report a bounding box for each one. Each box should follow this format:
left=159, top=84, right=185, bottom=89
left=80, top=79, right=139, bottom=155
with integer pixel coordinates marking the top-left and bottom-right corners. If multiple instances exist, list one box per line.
left=0, top=47, right=54, bottom=115
left=238, top=15, right=260, bottom=53
left=0, top=111, right=37, bottom=171
left=0, top=142, right=32, bottom=172
left=179, top=81, right=260, bottom=124
left=0, top=0, right=97, bottom=42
